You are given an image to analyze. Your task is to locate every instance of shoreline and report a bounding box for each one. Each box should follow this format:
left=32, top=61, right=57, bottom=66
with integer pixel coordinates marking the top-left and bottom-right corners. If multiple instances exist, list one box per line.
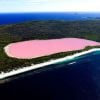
left=4, top=44, right=17, bottom=59
left=0, top=48, right=100, bottom=80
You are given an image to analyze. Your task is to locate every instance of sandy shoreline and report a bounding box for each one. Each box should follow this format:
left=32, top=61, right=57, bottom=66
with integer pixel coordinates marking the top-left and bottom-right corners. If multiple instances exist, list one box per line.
left=4, top=44, right=17, bottom=59
left=0, top=48, right=100, bottom=79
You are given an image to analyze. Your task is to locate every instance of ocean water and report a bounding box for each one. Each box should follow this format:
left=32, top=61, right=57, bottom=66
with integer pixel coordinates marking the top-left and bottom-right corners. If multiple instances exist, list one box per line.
left=1, top=12, right=100, bottom=100
left=0, top=51, right=100, bottom=100
left=0, top=12, right=100, bottom=25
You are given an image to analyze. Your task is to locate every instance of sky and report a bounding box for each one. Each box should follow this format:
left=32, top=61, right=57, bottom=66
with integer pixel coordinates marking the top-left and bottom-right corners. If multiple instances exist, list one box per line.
left=0, top=0, right=100, bottom=13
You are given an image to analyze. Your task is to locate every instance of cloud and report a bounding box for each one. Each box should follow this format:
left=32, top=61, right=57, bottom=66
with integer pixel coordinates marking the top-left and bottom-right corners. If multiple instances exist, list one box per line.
left=0, top=0, right=100, bottom=12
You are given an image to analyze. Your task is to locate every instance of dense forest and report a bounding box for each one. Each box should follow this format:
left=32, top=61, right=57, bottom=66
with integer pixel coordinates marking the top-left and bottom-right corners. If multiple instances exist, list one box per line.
left=1, top=20, right=100, bottom=42
left=0, top=20, right=100, bottom=72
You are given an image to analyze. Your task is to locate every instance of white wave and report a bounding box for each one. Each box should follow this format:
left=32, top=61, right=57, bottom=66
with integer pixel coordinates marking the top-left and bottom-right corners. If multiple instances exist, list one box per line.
left=0, top=48, right=100, bottom=79
left=68, top=62, right=76, bottom=65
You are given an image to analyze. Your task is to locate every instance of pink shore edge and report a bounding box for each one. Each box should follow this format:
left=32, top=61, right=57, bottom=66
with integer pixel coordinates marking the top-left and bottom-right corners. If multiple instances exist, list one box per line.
left=4, top=38, right=100, bottom=59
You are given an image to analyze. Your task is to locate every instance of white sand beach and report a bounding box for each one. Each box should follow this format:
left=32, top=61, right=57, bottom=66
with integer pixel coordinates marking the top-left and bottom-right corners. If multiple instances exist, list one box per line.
left=0, top=48, right=100, bottom=79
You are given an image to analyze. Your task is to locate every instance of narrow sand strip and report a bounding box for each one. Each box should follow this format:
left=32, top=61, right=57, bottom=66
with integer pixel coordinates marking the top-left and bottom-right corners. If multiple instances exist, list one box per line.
left=4, top=44, right=15, bottom=58
left=0, top=48, right=100, bottom=79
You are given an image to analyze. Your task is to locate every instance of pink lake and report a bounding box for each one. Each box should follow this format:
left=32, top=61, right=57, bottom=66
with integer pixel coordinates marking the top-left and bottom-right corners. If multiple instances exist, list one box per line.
left=4, top=38, right=100, bottom=59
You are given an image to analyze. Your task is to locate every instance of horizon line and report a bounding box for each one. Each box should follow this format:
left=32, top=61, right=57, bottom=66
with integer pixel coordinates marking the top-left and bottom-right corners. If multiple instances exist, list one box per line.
left=0, top=11, right=100, bottom=14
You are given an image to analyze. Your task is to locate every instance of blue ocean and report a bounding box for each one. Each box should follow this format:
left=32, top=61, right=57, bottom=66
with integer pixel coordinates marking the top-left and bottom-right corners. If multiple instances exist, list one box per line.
left=0, top=51, right=100, bottom=100
left=0, top=12, right=100, bottom=25
left=0, top=12, right=100, bottom=100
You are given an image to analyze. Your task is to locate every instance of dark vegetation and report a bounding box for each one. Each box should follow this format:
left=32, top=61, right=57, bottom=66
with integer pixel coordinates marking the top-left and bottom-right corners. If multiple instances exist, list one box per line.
left=1, top=20, right=100, bottom=41
left=0, top=20, right=100, bottom=72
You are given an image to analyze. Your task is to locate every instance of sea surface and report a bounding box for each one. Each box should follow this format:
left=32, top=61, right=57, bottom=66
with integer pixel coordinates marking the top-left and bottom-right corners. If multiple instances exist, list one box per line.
left=0, top=51, right=100, bottom=100
left=1, top=12, right=100, bottom=100
left=0, top=12, right=100, bottom=25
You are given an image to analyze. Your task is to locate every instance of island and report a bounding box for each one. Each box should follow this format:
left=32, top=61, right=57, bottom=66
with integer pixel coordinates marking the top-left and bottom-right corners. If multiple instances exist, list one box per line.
left=0, top=20, right=100, bottom=79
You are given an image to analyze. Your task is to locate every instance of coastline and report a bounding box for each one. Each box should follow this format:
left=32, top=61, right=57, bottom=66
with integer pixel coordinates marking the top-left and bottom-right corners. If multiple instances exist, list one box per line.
left=0, top=48, right=100, bottom=79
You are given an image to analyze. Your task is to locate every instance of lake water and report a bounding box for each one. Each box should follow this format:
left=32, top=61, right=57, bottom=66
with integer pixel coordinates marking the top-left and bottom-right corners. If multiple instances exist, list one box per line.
left=0, top=51, right=100, bottom=100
